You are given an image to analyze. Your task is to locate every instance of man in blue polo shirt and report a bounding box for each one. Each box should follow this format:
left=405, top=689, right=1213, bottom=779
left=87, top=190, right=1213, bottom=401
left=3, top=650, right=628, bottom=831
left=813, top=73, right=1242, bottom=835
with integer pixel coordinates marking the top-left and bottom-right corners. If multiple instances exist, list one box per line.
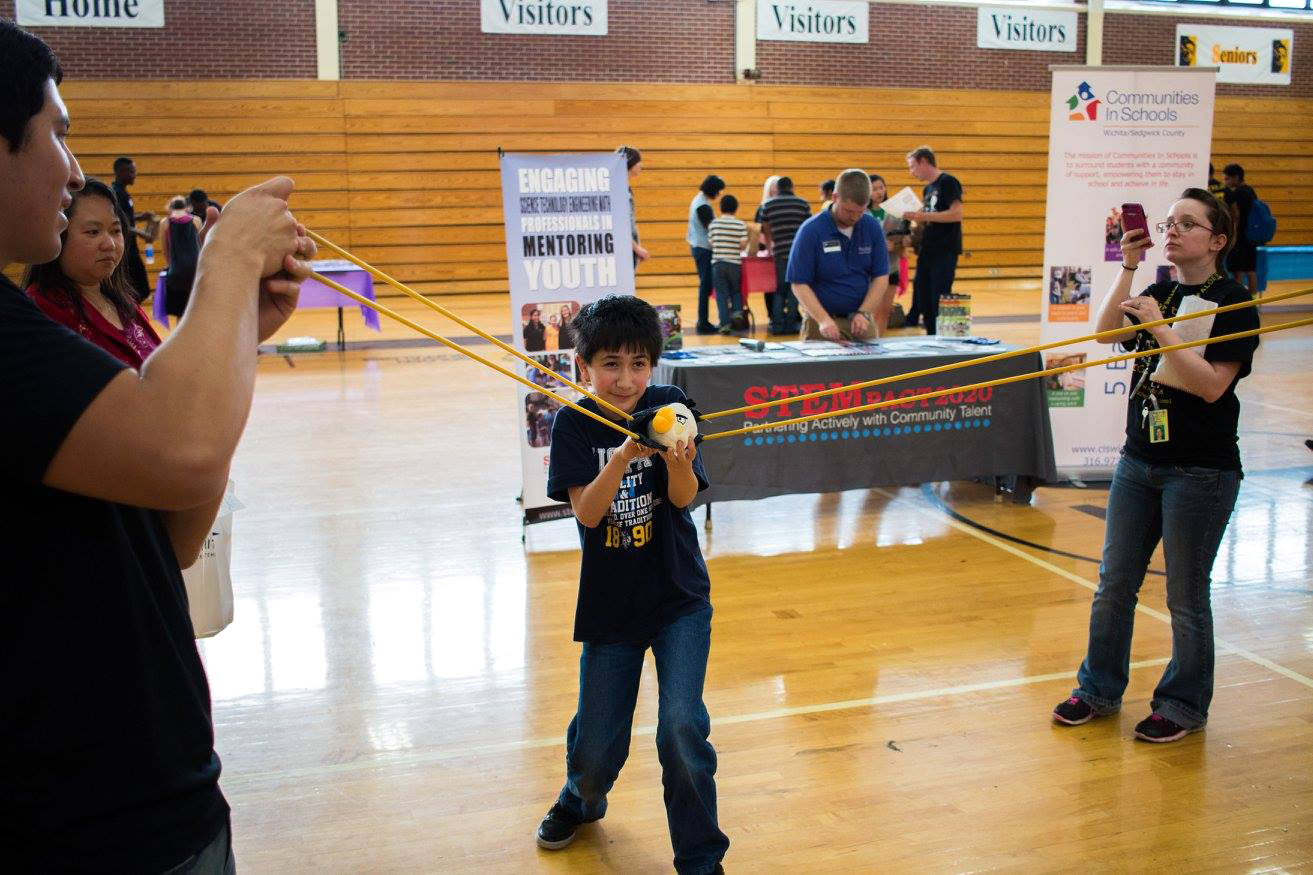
left=787, top=169, right=891, bottom=341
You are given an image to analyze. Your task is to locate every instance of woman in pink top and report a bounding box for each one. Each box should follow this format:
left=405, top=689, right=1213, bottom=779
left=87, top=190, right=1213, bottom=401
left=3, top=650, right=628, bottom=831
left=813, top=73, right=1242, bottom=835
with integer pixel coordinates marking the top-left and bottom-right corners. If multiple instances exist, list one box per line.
left=23, top=177, right=162, bottom=368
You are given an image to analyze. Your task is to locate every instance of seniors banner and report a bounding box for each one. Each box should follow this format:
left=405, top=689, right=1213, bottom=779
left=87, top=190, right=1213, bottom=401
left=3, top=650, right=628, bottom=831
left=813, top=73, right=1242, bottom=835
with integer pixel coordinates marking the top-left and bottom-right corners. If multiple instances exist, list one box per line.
left=1177, top=24, right=1293, bottom=86
left=1041, top=66, right=1216, bottom=479
left=500, top=151, right=634, bottom=525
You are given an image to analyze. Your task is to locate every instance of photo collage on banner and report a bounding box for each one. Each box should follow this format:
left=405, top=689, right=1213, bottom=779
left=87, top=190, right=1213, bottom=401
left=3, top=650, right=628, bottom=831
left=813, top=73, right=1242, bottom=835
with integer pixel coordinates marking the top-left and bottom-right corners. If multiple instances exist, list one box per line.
left=500, top=152, right=635, bottom=524
left=1042, top=66, right=1217, bottom=478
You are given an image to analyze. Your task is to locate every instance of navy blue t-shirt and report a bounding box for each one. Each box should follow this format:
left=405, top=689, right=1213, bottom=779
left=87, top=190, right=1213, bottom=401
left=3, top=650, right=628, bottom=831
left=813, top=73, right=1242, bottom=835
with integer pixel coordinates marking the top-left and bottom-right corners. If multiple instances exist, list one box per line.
left=786, top=207, right=890, bottom=316
left=547, top=384, right=712, bottom=644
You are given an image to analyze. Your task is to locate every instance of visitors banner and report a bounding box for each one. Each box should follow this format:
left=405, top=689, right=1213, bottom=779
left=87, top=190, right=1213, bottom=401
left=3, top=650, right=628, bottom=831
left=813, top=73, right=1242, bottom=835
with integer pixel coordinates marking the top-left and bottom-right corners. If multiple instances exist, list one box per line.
left=977, top=6, right=1077, bottom=53
left=756, top=0, right=868, bottom=44
left=481, top=0, right=607, bottom=36
left=1176, top=24, right=1293, bottom=86
left=500, top=151, right=633, bottom=524
left=1041, top=66, right=1217, bottom=479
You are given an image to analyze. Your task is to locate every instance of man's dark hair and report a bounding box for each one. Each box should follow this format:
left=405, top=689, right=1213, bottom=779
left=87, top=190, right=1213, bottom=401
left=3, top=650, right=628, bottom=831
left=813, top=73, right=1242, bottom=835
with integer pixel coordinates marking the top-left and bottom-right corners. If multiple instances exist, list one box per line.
left=699, top=174, right=726, bottom=197
left=617, top=145, right=641, bottom=170
left=1222, top=162, right=1244, bottom=181
left=776, top=176, right=794, bottom=193
left=719, top=194, right=738, bottom=214
left=908, top=146, right=937, bottom=167
left=821, top=179, right=836, bottom=197
left=1, top=21, right=63, bottom=153
left=113, top=156, right=134, bottom=172
left=572, top=295, right=662, bottom=365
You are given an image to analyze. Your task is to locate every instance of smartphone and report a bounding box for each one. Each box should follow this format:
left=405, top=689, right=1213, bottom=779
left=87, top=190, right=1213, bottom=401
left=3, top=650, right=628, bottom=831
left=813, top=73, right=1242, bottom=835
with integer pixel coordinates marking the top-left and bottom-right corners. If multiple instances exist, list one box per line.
left=1120, top=202, right=1153, bottom=247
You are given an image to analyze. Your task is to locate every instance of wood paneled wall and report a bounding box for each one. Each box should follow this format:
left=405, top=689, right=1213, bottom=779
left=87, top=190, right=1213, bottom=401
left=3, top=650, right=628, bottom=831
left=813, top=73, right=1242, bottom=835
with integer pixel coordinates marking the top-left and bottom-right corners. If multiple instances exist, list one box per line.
left=57, top=80, right=1313, bottom=298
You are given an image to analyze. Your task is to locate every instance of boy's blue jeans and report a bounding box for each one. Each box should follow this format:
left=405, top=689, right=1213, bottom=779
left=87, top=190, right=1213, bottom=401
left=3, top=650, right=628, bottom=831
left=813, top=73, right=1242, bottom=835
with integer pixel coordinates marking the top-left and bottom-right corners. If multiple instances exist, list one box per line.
left=556, top=606, right=728, bottom=875
left=1074, top=453, right=1240, bottom=729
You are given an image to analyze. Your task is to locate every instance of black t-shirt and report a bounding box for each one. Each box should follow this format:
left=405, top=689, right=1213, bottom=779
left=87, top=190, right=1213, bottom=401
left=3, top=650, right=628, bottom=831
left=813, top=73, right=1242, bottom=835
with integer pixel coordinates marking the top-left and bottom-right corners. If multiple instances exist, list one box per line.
left=112, top=180, right=141, bottom=256
left=547, top=385, right=712, bottom=643
left=1224, top=184, right=1256, bottom=244
left=0, top=277, right=228, bottom=870
left=920, top=172, right=964, bottom=256
left=1121, top=277, right=1259, bottom=471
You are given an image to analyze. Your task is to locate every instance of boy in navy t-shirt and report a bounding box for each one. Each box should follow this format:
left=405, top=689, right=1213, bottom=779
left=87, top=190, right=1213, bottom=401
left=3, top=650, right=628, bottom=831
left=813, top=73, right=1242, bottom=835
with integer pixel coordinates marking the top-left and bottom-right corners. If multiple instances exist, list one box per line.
left=536, top=296, right=729, bottom=875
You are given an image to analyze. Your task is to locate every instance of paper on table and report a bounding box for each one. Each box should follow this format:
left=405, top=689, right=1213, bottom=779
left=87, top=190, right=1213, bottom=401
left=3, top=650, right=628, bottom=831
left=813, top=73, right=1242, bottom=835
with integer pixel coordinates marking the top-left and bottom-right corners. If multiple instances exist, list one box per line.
left=1151, top=295, right=1215, bottom=391
left=880, top=186, right=924, bottom=217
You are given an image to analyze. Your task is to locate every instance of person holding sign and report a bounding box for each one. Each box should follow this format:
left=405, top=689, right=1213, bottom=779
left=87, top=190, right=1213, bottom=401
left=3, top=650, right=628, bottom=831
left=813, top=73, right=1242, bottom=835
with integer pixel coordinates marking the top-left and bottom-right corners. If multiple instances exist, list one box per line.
left=1052, top=189, right=1259, bottom=744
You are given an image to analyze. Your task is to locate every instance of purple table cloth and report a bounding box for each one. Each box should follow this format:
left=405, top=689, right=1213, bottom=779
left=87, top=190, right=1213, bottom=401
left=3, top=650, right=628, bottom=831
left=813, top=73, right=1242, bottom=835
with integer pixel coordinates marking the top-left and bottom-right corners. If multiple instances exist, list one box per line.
left=153, top=266, right=380, bottom=331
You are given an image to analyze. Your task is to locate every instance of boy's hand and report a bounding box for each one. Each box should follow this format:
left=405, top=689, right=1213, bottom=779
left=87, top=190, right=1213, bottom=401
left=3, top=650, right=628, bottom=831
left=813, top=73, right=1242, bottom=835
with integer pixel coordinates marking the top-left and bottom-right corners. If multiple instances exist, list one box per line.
left=660, top=439, right=696, bottom=471
left=618, top=437, right=656, bottom=463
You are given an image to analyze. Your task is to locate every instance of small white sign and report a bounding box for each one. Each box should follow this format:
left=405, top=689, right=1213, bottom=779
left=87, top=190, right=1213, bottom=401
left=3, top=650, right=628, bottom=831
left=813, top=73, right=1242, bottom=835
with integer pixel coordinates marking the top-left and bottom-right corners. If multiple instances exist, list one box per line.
left=16, top=0, right=164, bottom=28
left=1177, top=23, right=1293, bottom=86
left=977, top=6, right=1077, bottom=53
left=481, top=0, right=607, bottom=36
left=757, top=0, right=868, bottom=44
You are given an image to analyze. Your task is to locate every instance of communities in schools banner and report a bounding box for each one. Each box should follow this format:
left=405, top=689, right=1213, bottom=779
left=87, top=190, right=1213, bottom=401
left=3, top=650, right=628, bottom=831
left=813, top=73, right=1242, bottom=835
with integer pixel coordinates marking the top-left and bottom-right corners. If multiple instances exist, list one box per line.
left=500, top=151, right=634, bottom=524
left=1177, top=23, right=1293, bottom=86
left=1041, top=66, right=1216, bottom=478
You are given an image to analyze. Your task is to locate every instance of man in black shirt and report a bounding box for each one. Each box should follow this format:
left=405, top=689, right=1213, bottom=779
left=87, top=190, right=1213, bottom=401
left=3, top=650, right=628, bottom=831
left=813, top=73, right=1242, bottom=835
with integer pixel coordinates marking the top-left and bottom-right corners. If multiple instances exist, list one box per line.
left=1222, top=163, right=1259, bottom=295
left=1, top=21, right=314, bottom=872
left=902, top=146, right=964, bottom=335
left=112, top=154, right=155, bottom=302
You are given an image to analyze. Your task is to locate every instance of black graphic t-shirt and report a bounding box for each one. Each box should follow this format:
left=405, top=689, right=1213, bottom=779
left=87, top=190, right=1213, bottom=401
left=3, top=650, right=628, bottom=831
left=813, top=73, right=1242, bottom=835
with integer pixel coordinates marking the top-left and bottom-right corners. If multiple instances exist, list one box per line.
left=920, top=172, right=964, bottom=256
left=1121, top=277, right=1259, bottom=471
left=548, top=385, right=712, bottom=643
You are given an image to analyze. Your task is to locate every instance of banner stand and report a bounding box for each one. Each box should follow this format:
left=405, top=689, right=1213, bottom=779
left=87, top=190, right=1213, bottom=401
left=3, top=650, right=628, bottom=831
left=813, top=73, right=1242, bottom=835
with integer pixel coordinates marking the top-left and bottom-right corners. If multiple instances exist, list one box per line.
left=1041, top=65, right=1217, bottom=481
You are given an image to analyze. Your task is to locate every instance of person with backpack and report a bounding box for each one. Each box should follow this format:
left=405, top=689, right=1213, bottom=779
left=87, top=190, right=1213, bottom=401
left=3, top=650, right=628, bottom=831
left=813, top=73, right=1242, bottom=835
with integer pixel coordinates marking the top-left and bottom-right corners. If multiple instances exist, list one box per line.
left=1221, top=163, right=1276, bottom=296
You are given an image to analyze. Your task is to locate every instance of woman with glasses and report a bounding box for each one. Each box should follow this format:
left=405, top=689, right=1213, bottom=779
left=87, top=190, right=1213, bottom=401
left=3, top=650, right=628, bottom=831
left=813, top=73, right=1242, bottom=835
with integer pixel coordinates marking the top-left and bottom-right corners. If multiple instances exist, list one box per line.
left=1052, top=188, right=1259, bottom=743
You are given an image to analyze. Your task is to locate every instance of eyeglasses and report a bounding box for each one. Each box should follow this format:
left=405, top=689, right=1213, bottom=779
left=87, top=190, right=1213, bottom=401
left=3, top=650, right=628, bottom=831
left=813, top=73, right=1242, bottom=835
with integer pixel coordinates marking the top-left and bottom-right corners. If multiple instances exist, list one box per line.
left=1155, top=219, right=1215, bottom=234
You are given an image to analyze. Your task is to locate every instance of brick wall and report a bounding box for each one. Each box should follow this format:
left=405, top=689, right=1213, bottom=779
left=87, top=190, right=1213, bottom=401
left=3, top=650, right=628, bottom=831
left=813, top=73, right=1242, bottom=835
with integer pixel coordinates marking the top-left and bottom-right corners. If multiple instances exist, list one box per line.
left=0, top=0, right=317, bottom=78
left=338, top=0, right=736, bottom=82
left=1104, top=12, right=1313, bottom=98
left=757, top=3, right=1087, bottom=91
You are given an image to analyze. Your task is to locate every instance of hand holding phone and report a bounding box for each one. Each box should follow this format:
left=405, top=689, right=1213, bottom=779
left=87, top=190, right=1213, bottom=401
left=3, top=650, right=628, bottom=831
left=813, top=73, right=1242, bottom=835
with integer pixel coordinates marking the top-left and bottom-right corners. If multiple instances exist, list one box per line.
left=1119, top=203, right=1153, bottom=268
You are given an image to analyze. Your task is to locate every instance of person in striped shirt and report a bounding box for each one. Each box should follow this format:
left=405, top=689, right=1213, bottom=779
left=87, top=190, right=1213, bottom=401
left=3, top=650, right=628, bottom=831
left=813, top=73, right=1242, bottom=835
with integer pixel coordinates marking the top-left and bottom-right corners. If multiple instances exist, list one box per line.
left=707, top=195, right=749, bottom=334
left=758, top=176, right=812, bottom=335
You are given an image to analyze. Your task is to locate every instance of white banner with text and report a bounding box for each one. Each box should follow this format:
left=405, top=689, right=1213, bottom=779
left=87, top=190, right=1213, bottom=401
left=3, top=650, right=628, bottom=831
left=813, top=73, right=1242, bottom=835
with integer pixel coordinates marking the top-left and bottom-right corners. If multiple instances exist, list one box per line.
left=1176, top=23, right=1292, bottom=85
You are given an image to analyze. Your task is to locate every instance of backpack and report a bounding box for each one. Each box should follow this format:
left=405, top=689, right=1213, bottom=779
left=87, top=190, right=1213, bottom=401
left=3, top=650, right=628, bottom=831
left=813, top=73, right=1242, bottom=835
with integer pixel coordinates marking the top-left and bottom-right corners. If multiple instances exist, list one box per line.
left=1246, top=196, right=1277, bottom=244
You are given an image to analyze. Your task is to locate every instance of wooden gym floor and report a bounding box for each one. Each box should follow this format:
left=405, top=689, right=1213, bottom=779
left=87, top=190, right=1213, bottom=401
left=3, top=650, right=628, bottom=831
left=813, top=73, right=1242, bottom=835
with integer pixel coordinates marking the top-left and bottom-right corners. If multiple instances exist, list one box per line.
left=189, top=282, right=1313, bottom=872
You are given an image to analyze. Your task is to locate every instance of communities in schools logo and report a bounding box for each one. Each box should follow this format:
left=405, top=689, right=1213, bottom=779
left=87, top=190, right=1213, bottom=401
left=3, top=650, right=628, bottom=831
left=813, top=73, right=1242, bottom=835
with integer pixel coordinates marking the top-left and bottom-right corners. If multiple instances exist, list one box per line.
left=1065, top=81, right=1099, bottom=121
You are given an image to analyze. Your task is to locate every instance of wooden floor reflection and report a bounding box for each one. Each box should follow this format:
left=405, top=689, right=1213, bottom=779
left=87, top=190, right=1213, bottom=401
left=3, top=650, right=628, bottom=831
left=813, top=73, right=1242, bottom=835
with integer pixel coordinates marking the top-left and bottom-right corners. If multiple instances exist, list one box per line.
left=204, top=292, right=1313, bottom=872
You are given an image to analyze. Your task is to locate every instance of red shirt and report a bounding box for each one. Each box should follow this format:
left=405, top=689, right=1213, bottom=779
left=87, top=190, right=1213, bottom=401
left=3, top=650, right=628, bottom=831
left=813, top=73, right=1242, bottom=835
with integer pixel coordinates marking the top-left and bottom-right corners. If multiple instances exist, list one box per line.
left=26, top=285, right=162, bottom=369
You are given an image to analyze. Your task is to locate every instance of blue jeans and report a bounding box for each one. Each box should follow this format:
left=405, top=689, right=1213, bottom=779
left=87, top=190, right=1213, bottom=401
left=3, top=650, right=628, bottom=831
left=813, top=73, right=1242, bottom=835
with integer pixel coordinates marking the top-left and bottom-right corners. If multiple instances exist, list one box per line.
left=1074, top=453, right=1240, bottom=729
left=160, top=821, right=235, bottom=875
left=711, top=261, right=742, bottom=328
left=691, top=246, right=714, bottom=328
left=769, top=256, right=800, bottom=332
left=556, top=606, right=728, bottom=874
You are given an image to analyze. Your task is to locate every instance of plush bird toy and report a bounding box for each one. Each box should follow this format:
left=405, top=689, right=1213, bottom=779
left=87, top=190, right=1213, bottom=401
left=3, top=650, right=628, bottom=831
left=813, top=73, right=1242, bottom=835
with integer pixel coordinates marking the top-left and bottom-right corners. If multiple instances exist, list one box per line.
left=630, top=400, right=702, bottom=450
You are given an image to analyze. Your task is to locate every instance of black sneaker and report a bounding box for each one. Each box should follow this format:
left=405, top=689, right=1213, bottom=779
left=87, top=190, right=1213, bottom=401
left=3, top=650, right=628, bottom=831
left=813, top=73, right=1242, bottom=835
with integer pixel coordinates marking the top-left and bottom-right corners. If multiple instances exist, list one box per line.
left=695, top=322, right=718, bottom=335
left=1052, top=695, right=1096, bottom=725
left=1134, top=713, right=1199, bottom=743
left=536, top=803, right=581, bottom=850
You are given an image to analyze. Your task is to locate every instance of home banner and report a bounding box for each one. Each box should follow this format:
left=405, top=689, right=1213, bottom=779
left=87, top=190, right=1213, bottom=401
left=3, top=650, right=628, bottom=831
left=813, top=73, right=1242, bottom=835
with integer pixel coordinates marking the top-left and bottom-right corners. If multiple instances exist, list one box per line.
left=1177, top=23, right=1293, bottom=86
left=1041, top=66, right=1217, bottom=479
left=500, top=151, right=633, bottom=524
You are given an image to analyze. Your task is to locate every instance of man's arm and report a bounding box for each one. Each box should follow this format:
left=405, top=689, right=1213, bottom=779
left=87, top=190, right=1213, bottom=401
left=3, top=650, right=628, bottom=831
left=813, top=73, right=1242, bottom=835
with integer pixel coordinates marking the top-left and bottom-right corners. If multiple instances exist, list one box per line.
left=166, top=491, right=225, bottom=568
left=905, top=200, right=964, bottom=224
left=44, top=178, right=310, bottom=511
left=855, top=274, right=892, bottom=338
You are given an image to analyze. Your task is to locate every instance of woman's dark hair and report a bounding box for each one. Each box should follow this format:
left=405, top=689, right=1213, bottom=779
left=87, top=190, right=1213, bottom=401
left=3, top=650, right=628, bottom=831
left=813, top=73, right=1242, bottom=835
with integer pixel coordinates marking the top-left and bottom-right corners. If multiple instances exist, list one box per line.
left=617, top=145, right=642, bottom=169
left=572, top=295, right=662, bottom=365
left=1179, top=186, right=1234, bottom=271
left=700, top=174, right=726, bottom=198
left=22, top=177, right=138, bottom=327
left=1, top=21, right=63, bottom=152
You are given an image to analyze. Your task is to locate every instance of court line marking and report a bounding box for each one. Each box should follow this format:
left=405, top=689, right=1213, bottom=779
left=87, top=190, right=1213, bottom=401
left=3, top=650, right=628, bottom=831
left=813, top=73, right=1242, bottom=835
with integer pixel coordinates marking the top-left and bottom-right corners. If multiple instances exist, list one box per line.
left=874, top=487, right=1313, bottom=693
left=220, top=657, right=1172, bottom=789
left=1242, top=397, right=1313, bottom=419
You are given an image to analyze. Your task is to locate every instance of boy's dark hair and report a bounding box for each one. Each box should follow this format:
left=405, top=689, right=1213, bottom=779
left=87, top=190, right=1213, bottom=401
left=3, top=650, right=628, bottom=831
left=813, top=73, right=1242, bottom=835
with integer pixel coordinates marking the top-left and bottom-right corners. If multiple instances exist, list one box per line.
left=699, top=174, right=726, bottom=197
left=820, top=179, right=835, bottom=196
left=1, top=21, right=63, bottom=153
left=719, top=194, right=738, bottom=214
left=573, top=295, right=663, bottom=365
left=189, top=188, right=207, bottom=202
left=1222, top=162, right=1244, bottom=181
left=113, top=156, right=134, bottom=172
left=776, top=176, right=794, bottom=192
left=617, top=145, right=641, bottom=169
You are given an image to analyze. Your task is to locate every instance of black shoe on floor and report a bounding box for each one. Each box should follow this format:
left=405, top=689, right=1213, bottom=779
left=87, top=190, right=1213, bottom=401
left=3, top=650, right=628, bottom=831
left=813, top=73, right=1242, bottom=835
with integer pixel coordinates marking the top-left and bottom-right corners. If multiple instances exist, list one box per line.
left=1134, top=713, right=1199, bottom=743
left=536, top=802, right=581, bottom=850
left=1052, top=695, right=1096, bottom=726
left=695, top=322, right=718, bottom=335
